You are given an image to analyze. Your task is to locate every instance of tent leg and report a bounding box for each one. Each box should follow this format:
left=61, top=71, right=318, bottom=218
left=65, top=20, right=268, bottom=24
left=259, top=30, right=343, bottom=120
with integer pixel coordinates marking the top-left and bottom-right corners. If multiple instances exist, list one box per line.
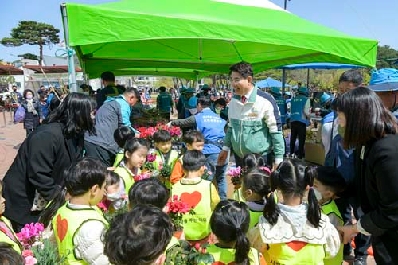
left=306, top=69, right=310, bottom=89
left=61, top=3, right=77, bottom=93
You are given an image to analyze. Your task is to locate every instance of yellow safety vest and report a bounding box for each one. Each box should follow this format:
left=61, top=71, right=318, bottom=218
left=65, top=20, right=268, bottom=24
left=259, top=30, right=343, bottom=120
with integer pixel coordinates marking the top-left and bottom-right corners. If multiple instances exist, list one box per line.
left=322, top=200, right=344, bottom=265
left=52, top=204, right=108, bottom=265
left=249, top=209, right=263, bottom=229
left=113, top=150, right=124, bottom=167
left=153, top=149, right=180, bottom=189
left=114, top=165, right=139, bottom=194
left=206, top=244, right=262, bottom=265
left=171, top=180, right=212, bottom=240
left=0, top=216, right=22, bottom=253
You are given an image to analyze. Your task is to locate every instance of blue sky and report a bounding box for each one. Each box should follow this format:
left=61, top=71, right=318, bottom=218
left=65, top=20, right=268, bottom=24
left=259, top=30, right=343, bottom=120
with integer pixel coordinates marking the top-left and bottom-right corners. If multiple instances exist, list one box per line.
left=0, top=0, right=396, bottom=62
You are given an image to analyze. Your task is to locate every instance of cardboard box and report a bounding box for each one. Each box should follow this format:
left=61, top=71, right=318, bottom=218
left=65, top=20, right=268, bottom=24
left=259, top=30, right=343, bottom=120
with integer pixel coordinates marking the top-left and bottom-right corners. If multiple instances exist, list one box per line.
left=305, top=143, right=325, bottom=165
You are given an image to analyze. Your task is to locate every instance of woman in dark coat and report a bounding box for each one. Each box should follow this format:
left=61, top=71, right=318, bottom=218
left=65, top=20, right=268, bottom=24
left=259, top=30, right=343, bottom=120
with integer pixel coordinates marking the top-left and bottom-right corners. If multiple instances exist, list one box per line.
left=3, top=93, right=95, bottom=231
left=21, top=89, right=41, bottom=137
left=336, top=87, right=398, bottom=264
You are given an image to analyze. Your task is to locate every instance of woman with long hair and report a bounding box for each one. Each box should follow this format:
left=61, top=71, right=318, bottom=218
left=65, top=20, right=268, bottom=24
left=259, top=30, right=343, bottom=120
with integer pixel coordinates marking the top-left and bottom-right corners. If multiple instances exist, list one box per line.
left=336, top=87, right=398, bottom=264
left=3, top=93, right=96, bottom=231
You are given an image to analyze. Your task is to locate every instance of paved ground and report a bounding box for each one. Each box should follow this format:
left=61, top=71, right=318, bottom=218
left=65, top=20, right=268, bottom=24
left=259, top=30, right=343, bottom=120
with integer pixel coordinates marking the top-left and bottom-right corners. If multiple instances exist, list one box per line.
left=0, top=110, right=376, bottom=264
left=0, top=111, right=25, bottom=178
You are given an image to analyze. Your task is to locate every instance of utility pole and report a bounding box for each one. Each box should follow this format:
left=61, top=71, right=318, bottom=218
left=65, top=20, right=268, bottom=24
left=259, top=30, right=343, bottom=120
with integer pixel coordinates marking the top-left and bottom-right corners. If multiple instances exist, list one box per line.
left=282, top=0, right=291, bottom=94
left=283, top=0, right=291, bottom=10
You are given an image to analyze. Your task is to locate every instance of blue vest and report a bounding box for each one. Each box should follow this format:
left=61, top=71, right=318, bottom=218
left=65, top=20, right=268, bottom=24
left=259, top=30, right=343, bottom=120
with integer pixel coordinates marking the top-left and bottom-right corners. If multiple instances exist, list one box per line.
left=275, top=97, right=287, bottom=124
left=324, top=115, right=355, bottom=183
left=195, top=108, right=226, bottom=155
left=322, top=111, right=334, bottom=124
left=290, top=95, right=308, bottom=124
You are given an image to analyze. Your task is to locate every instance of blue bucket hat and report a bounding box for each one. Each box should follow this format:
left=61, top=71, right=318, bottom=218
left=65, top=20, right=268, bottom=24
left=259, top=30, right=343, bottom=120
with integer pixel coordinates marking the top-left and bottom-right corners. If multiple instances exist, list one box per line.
left=320, top=92, right=333, bottom=106
left=369, top=68, right=398, bottom=92
left=185, top=88, right=195, bottom=94
left=298, top=86, right=308, bottom=94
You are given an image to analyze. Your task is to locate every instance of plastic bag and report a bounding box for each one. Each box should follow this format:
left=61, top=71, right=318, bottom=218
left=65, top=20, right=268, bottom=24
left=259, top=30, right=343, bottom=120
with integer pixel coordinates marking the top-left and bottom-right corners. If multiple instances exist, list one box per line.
left=14, top=106, right=25, bottom=123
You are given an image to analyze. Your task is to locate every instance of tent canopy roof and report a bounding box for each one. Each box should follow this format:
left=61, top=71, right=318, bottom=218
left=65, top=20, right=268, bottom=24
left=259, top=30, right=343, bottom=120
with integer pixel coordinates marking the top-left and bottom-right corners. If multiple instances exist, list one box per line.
left=62, top=0, right=378, bottom=77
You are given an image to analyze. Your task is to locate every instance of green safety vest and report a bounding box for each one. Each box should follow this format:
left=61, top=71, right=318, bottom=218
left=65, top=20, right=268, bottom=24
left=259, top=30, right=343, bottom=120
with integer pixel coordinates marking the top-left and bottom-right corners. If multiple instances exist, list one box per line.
left=249, top=209, right=263, bottom=229
left=0, top=216, right=22, bottom=253
left=322, top=200, right=344, bottom=265
left=52, top=204, right=108, bottom=265
left=207, top=245, right=262, bottom=265
left=171, top=180, right=212, bottom=241
left=114, top=165, right=140, bottom=194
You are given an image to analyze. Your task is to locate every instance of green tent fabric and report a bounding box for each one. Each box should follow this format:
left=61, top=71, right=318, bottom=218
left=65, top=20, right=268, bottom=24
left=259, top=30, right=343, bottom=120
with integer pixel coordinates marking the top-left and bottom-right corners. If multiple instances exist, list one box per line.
left=62, top=0, right=378, bottom=77
left=112, top=68, right=214, bottom=79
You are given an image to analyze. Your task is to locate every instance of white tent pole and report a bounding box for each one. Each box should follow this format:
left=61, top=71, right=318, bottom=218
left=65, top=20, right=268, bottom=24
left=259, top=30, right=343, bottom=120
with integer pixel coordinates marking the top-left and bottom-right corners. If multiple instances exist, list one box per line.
left=61, top=3, right=77, bottom=93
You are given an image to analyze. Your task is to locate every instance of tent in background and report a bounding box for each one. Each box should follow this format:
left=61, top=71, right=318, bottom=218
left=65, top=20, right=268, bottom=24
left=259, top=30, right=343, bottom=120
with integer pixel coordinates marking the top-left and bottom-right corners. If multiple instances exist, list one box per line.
left=61, top=0, right=378, bottom=87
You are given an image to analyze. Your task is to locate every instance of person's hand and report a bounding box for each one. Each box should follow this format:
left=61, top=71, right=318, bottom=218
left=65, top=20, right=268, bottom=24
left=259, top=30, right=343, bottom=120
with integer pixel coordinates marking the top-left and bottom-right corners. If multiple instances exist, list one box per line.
left=337, top=225, right=358, bottom=244
left=107, top=167, right=115, bottom=171
left=271, top=163, right=278, bottom=172
left=217, top=150, right=228, bottom=166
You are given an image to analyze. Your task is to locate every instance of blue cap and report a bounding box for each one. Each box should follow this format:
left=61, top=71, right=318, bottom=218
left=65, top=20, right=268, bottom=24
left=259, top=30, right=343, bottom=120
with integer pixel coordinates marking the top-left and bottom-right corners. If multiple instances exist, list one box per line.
left=185, top=88, right=195, bottom=94
left=298, top=87, right=308, bottom=94
left=320, top=93, right=333, bottom=106
left=270, top=87, right=281, bottom=95
left=369, top=68, right=398, bottom=92
left=187, top=96, right=198, bottom=109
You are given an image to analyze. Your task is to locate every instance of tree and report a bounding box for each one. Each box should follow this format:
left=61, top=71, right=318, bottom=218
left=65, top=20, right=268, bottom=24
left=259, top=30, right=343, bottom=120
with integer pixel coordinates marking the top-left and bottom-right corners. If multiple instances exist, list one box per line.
left=18, top=53, right=38, bottom=60
left=154, top=77, right=174, bottom=88
left=1, top=21, right=60, bottom=65
left=377, top=45, right=398, bottom=69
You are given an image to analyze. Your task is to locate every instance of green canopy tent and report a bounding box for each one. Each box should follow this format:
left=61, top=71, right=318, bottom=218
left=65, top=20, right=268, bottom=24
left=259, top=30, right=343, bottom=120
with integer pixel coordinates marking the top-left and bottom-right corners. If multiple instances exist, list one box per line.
left=103, top=68, right=213, bottom=80
left=61, top=0, right=378, bottom=91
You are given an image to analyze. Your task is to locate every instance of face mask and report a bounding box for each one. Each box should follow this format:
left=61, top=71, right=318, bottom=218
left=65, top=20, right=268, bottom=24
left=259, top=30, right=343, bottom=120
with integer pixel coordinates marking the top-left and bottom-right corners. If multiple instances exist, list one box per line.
left=106, top=192, right=121, bottom=202
left=337, top=125, right=345, bottom=137
left=26, top=95, right=33, bottom=100
left=312, top=188, right=323, bottom=201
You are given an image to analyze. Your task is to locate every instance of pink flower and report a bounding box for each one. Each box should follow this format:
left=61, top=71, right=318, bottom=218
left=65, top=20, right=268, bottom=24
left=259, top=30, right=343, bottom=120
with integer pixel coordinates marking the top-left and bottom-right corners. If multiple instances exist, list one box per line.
left=228, top=166, right=241, bottom=178
left=259, top=166, right=271, bottom=175
left=146, top=154, right=157, bottom=163
left=24, top=255, right=37, bottom=265
left=22, top=250, right=33, bottom=258
left=134, top=172, right=152, bottom=182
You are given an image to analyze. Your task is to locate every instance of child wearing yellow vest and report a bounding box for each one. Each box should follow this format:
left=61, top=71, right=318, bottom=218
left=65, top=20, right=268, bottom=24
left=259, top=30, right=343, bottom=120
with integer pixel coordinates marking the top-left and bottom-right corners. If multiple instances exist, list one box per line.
left=51, top=158, right=110, bottom=265
left=151, top=130, right=180, bottom=188
left=104, top=205, right=174, bottom=265
left=113, top=126, right=134, bottom=167
left=114, top=138, right=149, bottom=195
left=0, top=180, right=22, bottom=254
left=240, top=168, right=272, bottom=229
left=171, top=150, right=220, bottom=244
left=312, top=166, right=346, bottom=265
left=208, top=200, right=267, bottom=264
left=248, top=159, right=341, bottom=265
left=170, top=130, right=205, bottom=185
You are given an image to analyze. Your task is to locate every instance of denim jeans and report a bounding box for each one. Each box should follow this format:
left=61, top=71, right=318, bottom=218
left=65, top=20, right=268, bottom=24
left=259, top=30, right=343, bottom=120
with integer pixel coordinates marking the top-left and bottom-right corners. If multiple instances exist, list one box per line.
left=205, top=153, right=227, bottom=200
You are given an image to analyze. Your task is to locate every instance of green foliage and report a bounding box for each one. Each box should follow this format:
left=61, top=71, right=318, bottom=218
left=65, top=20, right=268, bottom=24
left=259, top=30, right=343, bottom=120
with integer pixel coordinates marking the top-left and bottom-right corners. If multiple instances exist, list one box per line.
left=165, top=241, right=215, bottom=265
left=155, top=77, right=175, bottom=88
left=18, top=53, right=38, bottom=60
left=377, top=45, right=398, bottom=69
left=2, top=21, right=60, bottom=64
left=0, top=76, right=15, bottom=85
left=103, top=203, right=129, bottom=223
left=31, top=238, right=68, bottom=265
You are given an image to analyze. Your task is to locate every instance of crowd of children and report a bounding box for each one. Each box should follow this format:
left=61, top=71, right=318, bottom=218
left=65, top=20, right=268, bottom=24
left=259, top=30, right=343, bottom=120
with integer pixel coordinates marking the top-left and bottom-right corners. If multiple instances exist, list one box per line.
left=0, top=124, right=353, bottom=265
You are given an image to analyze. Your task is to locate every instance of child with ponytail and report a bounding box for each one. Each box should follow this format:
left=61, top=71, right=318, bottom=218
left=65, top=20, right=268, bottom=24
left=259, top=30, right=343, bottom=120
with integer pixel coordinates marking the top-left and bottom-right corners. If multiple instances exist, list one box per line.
left=207, top=200, right=266, bottom=265
left=248, top=159, right=341, bottom=265
left=241, top=168, right=272, bottom=229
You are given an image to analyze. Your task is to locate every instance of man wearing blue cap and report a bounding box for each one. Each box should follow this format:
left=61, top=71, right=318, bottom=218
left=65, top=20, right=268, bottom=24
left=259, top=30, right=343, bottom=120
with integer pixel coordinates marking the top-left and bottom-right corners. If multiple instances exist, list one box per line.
left=319, top=92, right=335, bottom=155
left=369, top=68, right=398, bottom=120
left=290, top=83, right=310, bottom=159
